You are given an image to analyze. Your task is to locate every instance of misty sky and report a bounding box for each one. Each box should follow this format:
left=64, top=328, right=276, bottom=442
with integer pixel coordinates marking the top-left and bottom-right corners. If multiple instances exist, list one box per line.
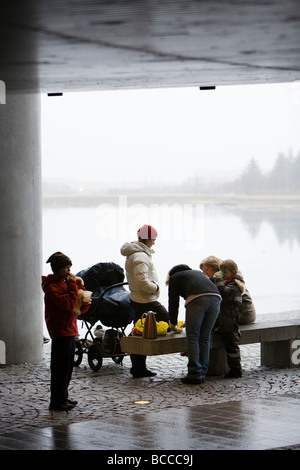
left=41, top=81, right=300, bottom=189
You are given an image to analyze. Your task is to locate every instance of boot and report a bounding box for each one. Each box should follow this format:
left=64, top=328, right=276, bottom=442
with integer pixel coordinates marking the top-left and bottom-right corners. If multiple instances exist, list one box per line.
left=224, top=367, right=242, bottom=378
left=226, top=353, right=242, bottom=378
left=130, top=354, right=157, bottom=378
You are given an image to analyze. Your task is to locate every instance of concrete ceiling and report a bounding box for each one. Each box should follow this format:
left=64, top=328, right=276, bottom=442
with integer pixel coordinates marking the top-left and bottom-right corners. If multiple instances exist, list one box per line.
left=1, top=0, right=300, bottom=94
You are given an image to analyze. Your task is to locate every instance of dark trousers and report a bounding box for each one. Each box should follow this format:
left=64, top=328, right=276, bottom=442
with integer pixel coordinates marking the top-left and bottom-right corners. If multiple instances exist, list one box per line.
left=130, top=300, right=169, bottom=373
left=50, top=336, right=75, bottom=406
left=220, top=331, right=242, bottom=371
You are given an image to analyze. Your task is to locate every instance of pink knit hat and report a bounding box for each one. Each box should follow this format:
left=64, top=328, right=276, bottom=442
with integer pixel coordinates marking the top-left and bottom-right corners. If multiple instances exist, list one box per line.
left=137, top=224, right=158, bottom=240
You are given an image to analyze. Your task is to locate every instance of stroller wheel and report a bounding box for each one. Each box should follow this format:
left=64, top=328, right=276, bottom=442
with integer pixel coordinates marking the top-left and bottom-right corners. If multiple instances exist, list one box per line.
left=88, top=342, right=103, bottom=371
left=74, top=339, right=83, bottom=367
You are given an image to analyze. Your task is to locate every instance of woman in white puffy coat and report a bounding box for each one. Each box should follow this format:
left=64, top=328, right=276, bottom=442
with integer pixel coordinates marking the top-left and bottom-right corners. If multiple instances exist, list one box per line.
left=120, top=224, right=169, bottom=377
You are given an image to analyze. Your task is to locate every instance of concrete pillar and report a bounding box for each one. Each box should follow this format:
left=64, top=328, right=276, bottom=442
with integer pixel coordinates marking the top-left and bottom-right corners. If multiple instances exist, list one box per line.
left=0, top=91, right=43, bottom=364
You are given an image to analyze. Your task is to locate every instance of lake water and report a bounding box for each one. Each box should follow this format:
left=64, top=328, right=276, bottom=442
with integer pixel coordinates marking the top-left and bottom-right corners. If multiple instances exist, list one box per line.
left=42, top=196, right=300, bottom=329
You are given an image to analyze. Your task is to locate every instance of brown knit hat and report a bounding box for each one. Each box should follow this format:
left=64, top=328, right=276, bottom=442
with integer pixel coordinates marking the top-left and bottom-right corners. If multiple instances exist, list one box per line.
left=46, top=251, right=72, bottom=273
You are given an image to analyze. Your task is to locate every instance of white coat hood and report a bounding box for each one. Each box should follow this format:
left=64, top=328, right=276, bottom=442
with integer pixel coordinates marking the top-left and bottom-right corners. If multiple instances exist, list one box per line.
left=120, top=241, right=154, bottom=257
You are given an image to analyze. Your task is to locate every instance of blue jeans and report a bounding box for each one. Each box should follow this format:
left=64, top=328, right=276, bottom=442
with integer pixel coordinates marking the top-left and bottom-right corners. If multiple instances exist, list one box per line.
left=185, top=296, right=220, bottom=378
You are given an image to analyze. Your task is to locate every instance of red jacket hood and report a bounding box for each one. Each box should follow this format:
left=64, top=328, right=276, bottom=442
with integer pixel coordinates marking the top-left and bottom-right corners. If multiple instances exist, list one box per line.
left=42, top=274, right=60, bottom=292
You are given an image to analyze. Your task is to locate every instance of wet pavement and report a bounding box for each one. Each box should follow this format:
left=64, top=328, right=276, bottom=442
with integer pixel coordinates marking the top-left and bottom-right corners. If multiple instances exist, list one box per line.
left=0, top=332, right=300, bottom=451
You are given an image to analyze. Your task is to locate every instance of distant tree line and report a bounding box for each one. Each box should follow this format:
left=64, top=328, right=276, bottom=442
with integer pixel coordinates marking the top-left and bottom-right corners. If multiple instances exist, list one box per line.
left=225, top=149, right=300, bottom=194
left=178, top=149, right=300, bottom=195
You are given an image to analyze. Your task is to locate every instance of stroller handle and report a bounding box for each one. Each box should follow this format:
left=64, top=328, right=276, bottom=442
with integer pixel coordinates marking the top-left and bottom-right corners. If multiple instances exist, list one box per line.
left=91, top=282, right=129, bottom=302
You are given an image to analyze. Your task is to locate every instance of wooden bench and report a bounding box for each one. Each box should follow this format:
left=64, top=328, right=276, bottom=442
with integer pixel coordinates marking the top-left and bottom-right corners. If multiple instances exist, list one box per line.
left=120, top=318, right=300, bottom=376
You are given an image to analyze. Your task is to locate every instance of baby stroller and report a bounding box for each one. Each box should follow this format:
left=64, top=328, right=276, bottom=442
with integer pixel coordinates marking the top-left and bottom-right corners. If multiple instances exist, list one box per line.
left=74, top=262, right=134, bottom=371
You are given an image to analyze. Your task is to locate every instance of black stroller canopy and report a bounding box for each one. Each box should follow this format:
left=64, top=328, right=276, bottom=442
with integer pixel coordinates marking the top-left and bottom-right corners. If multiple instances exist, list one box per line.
left=76, top=262, right=134, bottom=328
left=76, top=261, right=125, bottom=291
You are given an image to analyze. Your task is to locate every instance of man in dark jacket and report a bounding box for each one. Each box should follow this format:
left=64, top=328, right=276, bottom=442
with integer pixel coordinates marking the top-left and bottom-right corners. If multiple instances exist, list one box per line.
left=167, top=265, right=221, bottom=384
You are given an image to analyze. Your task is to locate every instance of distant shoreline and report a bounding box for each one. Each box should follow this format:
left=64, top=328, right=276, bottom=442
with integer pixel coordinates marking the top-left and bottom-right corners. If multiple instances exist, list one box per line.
left=42, top=193, right=300, bottom=209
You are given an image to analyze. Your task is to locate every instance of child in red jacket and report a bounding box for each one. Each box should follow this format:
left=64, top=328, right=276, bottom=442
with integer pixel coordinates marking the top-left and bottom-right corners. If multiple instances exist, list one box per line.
left=42, top=252, right=90, bottom=411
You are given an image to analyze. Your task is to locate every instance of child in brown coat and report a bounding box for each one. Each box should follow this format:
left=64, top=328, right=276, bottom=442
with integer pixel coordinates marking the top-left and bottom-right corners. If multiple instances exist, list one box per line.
left=214, top=259, right=243, bottom=378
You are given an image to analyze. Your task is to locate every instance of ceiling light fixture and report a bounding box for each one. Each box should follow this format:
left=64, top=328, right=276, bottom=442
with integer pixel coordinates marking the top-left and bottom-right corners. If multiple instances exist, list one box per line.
left=199, top=86, right=216, bottom=90
left=47, top=92, right=63, bottom=97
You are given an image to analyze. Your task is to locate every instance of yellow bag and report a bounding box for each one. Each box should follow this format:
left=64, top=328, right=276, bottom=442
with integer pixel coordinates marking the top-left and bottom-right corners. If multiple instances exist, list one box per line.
left=132, top=319, right=144, bottom=336
left=156, top=321, right=169, bottom=336
left=132, top=319, right=169, bottom=336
